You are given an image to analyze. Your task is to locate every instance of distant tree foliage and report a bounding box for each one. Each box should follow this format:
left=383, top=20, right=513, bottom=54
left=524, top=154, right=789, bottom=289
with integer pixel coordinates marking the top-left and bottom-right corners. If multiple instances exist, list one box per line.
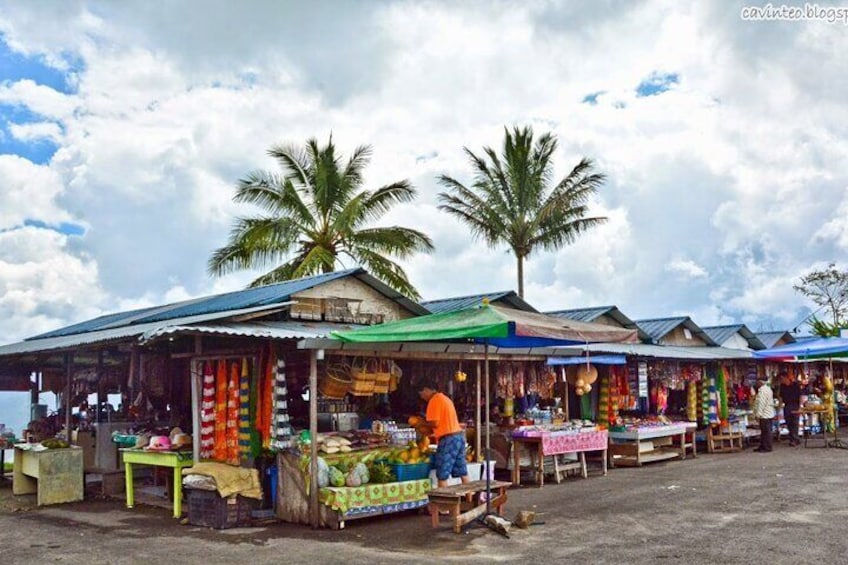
left=208, top=135, right=433, bottom=299
left=793, top=263, right=848, bottom=332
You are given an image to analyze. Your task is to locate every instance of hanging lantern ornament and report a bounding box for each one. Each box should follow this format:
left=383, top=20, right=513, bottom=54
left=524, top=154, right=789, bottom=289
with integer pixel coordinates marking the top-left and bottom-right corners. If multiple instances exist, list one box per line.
left=576, top=363, right=599, bottom=385
left=454, top=364, right=468, bottom=383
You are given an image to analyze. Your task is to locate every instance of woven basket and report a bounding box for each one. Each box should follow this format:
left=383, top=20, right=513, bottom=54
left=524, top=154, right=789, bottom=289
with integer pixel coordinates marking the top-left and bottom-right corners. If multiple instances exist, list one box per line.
left=350, top=358, right=376, bottom=396
left=370, top=359, right=391, bottom=394
left=319, top=364, right=351, bottom=399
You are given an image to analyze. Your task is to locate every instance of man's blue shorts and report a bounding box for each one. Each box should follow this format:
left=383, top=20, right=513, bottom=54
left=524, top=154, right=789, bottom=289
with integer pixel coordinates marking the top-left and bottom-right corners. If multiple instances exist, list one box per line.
left=434, top=432, right=468, bottom=481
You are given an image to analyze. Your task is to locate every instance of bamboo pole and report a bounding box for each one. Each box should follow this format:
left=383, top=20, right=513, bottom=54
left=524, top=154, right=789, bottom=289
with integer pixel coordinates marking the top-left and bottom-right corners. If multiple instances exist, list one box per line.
left=65, top=353, right=73, bottom=440
left=190, top=360, right=201, bottom=464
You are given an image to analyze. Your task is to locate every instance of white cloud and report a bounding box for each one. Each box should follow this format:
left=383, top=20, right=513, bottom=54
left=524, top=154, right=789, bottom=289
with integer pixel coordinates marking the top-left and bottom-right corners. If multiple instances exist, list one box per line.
left=666, top=259, right=708, bottom=279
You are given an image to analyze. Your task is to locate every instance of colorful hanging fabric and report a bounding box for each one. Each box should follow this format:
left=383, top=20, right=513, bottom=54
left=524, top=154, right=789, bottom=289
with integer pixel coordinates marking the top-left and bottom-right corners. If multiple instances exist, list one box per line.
left=213, top=360, right=228, bottom=461
left=256, top=348, right=275, bottom=446
left=200, top=361, right=216, bottom=459
left=226, top=361, right=240, bottom=465
left=609, top=367, right=620, bottom=424
left=687, top=380, right=698, bottom=422
left=656, top=383, right=668, bottom=415
left=272, top=357, right=293, bottom=451
left=238, top=358, right=251, bottom=461
left=706, top=366, right=719, bottom=424
left=700, top=374, right=709, bottom=426
left=718, top=366, right=729, bottom=423
left=597, top=371, right=610, bottom=427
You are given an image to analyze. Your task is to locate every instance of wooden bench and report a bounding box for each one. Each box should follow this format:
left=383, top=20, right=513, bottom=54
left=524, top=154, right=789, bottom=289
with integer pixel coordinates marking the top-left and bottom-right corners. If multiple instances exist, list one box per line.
left=428, top=480, right=511, bottom=534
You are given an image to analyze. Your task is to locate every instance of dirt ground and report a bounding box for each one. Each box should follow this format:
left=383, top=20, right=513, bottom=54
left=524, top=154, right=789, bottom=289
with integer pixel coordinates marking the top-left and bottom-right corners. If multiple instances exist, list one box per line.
left=2, top=441, right=848, bottom=565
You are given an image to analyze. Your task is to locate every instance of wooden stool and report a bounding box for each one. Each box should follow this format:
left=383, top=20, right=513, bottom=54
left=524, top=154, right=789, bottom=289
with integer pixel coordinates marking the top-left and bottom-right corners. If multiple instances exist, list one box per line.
left=707, top=425, right=743, bottom=453
left=428, top=480, right=511, bottom=534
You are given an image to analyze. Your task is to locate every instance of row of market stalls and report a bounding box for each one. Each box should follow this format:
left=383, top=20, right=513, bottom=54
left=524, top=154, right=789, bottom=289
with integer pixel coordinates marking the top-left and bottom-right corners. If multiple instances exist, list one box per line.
left=1, top=268, right=844, bottom=530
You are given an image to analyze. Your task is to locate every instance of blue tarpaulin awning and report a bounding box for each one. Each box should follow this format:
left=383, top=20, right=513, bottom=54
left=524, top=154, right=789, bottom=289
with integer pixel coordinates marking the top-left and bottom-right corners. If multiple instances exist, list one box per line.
left=547, top=354, right=627, bottom=366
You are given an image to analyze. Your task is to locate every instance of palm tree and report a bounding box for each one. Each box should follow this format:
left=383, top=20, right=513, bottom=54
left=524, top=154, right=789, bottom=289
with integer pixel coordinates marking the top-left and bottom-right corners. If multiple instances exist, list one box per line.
left=437, top=126, right=607, bottom=298
left=208, top=135, right=434, bottom=299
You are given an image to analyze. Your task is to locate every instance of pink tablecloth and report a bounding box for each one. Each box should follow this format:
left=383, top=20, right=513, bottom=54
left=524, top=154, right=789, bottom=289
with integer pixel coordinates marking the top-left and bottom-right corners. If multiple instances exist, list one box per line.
left=531, top=430, right=608, bottom=455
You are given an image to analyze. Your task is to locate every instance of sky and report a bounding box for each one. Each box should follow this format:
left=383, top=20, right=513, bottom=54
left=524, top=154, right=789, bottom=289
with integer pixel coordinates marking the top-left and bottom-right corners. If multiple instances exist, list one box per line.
left=1, top=0, right=847, bottom=362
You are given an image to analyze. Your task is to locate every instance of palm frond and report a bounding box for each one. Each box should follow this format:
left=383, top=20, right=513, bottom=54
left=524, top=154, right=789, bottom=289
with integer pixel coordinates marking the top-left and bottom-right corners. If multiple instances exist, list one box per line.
left=346, top=247, right=423, bottom=301
left=347, top=226, right=434, bottom=259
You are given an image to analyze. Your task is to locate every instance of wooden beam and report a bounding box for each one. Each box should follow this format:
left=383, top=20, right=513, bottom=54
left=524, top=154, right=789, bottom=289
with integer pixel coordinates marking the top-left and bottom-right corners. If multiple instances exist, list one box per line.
left=309, top=350, right=319, bottom=528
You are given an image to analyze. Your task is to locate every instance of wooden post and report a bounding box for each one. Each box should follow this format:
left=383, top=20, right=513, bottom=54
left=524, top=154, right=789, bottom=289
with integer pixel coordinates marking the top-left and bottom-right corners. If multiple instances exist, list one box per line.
left=65, top=353, right=74, bottom=441
left=562, top=367, right=569, bottom=421
left=190, top=360, right=201, bottom=464
left=309, top=349, right=319, bottom=528
left=476, top=360, right=481, bottom=461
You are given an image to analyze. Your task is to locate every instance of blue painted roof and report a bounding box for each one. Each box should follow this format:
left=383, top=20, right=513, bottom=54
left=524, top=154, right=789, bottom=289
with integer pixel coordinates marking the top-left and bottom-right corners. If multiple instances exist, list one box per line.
left=635, top=317, right=718, bottom=346
left=29, top=268, right=373, bottom=341
left=421, top=291, right=537, bottom=314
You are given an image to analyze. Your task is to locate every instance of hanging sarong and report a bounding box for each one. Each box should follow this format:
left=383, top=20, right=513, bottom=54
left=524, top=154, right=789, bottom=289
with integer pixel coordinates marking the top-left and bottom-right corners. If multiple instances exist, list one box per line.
left=227, top=361, right=240, bottom=465
left=213, top=360, right=228, bottom=461
left=200, top=361, right=216, bottom=459
left=272, top=358, right=293, bottom=451
left=239, top=358, right=251, bottom=461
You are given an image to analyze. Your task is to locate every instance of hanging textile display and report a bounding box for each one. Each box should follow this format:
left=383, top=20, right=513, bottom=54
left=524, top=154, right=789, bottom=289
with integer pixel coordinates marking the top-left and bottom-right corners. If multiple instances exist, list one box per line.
left=717, top=365, right=729, bottom=424
left=700, top=374, right=710, bottom=426
left=262, top=350, right=275, bottom=446
left=597, top=371, right=610, bottom=427
left=200, top=361, right=216, bottom=459
left=213, top=360, right=228, bottom=461
left=687, top=380, right=698, bottom=422
left=226, top=361, right=240, bottom=465
left=608, top=367, right=621, bottom=424
left=238, top=358, right=251, bottom=461
left=272, top=357, right=294, bottom=451
left=706, top=366, right=719, bottom=425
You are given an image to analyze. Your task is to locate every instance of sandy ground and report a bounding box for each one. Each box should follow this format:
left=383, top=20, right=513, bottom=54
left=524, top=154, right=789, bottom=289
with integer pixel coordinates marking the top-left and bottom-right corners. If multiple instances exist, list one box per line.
left=2, top=440, right=847, bottom=565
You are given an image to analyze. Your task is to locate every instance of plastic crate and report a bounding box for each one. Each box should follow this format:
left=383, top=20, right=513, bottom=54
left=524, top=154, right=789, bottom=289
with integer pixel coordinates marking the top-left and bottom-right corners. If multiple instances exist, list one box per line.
left=186, top=489, right=254, bottom=529
left=390, top=461, right=431, bottom=482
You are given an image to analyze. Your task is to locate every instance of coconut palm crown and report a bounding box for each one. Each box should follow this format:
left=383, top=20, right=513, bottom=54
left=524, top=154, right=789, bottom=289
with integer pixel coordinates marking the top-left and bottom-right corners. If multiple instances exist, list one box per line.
left=208, top=136, right=433, bottom=300
left=437, top=125, right=607, bottom=298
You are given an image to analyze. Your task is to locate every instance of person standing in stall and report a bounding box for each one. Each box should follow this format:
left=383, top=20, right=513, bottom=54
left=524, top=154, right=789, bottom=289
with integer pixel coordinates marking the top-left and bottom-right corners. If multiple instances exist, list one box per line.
left=418, top=381, right=469, bottom=488
left=753, top=376, right=776, bottom=452
left=778, top=371, right=801, bottom=446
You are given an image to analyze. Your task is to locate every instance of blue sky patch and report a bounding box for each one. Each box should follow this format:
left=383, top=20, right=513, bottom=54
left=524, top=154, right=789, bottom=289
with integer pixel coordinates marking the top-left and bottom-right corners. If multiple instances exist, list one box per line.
left=582, top=91, right=605, bottom=105
left=0, top=36, right=81, bottom=95
left=636, top=72, right=679, bottom=97
left=23, top=219, right=85, bottom=236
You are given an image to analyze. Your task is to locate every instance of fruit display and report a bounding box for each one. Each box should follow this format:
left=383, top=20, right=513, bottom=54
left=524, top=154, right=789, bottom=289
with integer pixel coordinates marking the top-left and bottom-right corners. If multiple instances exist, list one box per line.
left=385, top=439, right=432, bottom=466
left=40, top=438, right=70, bottom=449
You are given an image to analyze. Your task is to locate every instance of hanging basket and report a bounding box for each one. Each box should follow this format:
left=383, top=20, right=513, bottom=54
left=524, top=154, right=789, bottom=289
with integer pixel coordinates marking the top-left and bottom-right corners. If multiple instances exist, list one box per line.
left=319, top=364, right=351, bottom=399
left=350, top=358, right=377, bottom=396
left=372, top=359, right=392, bottom=394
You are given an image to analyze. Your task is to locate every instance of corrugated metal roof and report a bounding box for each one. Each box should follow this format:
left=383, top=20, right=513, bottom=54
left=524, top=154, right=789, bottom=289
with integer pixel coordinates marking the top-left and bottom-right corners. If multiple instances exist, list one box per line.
left=26, top=268, right=428, bottom=343
left=577, top=342, right=753, bottom=360
left=756, top=331, right=797, bottom=348
left=140, top=320, right=361, bottom=344
left=702, top=325, right=766, bottom=350
left=0, top=303, right=293, bottom=357
left=546, top=306, right=615, bottom=323
left=421, top=291, right=537, bottom=314
left=634, top=317, right=718, bottom=346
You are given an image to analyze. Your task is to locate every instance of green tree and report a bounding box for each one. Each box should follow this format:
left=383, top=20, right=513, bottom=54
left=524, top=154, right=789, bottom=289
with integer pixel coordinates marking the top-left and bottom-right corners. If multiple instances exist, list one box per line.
left=208, top=136, right=434, bottom=299
left=437, top=125, right=607, bottom=297
left=793, top=263, right=848, bottom=330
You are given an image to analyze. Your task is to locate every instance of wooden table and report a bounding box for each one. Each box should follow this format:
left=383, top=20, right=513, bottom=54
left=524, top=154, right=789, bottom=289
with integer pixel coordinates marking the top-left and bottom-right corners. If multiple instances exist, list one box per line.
left=511, top=429, right=608, bottom=487
left=608, top=424, right=694, bottom=467
left=13, top=446, right=84, bottom=505
left=120, top=449, right=194, bottom=518
left=795, top=408, right=836, bottom=448
left=428, top=479, right=511, bottom=534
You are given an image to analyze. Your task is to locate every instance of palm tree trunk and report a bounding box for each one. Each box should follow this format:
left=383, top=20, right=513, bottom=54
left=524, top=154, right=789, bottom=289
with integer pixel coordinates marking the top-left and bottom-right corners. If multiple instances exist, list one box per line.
left=517, top=254, right=524, bottom=298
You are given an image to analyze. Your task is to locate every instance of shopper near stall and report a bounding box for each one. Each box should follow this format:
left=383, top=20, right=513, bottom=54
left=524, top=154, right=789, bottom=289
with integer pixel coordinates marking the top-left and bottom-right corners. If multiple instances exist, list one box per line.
left=778, top=371, right=801, bottom=446
left=753, top=376, right=776, bottom=452
left=418, top=381, right=469, bottom=488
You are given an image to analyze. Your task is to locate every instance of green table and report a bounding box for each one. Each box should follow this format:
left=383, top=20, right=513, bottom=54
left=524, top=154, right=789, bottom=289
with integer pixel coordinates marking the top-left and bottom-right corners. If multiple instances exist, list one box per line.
left=120, top=449, right=194, bottom=518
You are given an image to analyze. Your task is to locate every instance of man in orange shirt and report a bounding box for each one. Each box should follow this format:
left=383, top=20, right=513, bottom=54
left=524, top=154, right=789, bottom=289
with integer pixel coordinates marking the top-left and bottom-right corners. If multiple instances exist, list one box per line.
left=419, top=381, right=469, bottom=488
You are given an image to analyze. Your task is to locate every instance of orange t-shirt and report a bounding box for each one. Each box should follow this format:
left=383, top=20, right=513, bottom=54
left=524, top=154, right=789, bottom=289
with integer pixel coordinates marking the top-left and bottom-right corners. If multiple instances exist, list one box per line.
left=426, top=392, right=462, bottom=440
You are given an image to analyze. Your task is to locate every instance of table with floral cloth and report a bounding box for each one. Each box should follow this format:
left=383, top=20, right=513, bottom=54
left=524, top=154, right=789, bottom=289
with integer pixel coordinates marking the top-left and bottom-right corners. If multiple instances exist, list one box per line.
left=319, top=479, right=431, bottom=515
left=511, top=430, right=608, bottom=486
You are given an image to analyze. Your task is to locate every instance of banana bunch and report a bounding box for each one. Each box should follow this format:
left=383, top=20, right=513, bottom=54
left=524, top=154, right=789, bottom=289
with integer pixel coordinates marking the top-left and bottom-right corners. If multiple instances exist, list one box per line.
left=823, top=376, right=836, bottom=432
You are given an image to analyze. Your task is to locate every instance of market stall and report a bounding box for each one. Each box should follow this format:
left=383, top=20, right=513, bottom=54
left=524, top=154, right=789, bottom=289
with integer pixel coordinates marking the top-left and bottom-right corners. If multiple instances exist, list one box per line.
left=511, top=424, right=608, bottom=486
left=607, top=421, right=696, bottom=467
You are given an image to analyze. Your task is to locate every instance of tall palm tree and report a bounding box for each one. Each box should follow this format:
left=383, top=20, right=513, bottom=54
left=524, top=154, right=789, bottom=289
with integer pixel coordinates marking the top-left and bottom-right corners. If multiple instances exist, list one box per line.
left=437, top=126, right=607, bottom=298
left=208, top=136, right=434, bottom=299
